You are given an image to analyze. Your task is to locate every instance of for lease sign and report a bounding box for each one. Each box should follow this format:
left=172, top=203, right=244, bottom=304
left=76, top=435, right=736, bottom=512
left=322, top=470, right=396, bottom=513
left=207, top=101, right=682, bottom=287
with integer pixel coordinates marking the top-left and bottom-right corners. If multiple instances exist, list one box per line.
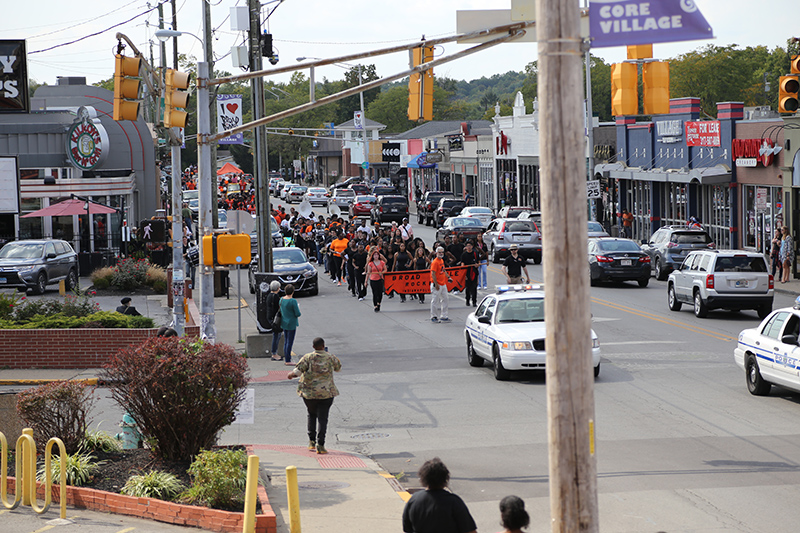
left=685, top=120, right=720, bottom=147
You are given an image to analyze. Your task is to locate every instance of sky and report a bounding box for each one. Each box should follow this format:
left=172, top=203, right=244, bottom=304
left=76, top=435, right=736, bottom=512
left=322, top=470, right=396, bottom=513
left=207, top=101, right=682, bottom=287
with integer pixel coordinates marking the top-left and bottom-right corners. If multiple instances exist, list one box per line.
left=2, top=0, right=798, bottom=89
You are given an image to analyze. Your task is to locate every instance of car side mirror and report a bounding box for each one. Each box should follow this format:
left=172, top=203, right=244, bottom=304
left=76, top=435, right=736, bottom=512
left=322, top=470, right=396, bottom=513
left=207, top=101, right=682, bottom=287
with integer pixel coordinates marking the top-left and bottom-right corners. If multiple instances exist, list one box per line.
left=478, top=316, right=491, bottom=324
left=781, top=334, right=798, bottom=345
left=46, top=253, right=57, bottom=259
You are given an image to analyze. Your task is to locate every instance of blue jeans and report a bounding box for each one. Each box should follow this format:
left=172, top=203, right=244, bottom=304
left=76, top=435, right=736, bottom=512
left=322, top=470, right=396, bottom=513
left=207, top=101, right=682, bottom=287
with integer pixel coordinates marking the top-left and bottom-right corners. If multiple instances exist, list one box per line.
left=479, top=261, right=488, bottom=288
left=283, top=328, right=297, bottom=362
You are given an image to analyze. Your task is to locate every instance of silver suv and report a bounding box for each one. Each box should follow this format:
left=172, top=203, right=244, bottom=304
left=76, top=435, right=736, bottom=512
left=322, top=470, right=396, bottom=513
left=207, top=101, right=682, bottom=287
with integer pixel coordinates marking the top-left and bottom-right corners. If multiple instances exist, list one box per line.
left=667, top=250, right=773, bottom=319
left=642, top=226, right=715, bottom=280
left=483, top=218, right=542, bottom=264
left=328, top=188, right=355, bottom=213
left=0, top=239, right=79, bottom=294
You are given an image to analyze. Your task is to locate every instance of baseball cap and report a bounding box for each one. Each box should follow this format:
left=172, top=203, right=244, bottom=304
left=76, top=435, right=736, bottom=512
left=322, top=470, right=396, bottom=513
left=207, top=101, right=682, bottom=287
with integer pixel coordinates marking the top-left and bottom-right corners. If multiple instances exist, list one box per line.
left=509, top=244, right=519, bottom=250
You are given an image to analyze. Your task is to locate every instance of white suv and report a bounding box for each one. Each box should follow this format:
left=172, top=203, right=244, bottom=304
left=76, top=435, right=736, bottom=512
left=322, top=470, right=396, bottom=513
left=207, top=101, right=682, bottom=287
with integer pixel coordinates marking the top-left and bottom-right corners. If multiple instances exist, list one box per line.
left=667, top=250, right=773, bottom=319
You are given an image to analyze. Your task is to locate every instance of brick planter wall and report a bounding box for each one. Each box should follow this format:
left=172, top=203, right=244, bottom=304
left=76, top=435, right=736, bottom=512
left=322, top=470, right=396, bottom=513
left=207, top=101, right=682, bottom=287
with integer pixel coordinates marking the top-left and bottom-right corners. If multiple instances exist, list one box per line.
left=3, top=445, right=276, bottom=533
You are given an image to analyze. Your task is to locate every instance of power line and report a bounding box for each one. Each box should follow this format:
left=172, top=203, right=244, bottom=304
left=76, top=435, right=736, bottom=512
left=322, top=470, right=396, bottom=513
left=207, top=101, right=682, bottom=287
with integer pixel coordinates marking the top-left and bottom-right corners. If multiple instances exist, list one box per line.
left=26, top=0, right=142, bottom=40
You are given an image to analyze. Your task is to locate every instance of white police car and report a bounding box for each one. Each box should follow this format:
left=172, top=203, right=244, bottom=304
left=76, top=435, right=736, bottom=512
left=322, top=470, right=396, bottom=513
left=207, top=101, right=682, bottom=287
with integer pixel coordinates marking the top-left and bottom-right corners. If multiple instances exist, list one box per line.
left=734, top=296, right=800, bottom=396
left=464, top=285, right=601, bottom=380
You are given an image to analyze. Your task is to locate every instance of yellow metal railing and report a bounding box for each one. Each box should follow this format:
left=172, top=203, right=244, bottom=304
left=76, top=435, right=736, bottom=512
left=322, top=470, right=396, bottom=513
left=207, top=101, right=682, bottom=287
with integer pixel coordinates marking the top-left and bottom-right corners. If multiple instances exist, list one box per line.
left=1, top=428, right=67, bottom=519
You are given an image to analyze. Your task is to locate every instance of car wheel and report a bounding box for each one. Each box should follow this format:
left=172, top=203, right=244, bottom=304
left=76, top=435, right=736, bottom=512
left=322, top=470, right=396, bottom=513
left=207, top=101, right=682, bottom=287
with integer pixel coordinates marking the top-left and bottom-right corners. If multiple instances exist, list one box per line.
left=757, top=304, right=772, bottom=319
left=466, top=336, right=483, bottom=367
left=309, top=284, right=319, bottom=296
left=655, top=258, right=667, bottom=281
left=693, top=290, right=708, bottom=318
left=594, top=363, right=600, bottom=378
left=492, top=345, right=510, bottom=381
left=637, top=277, right=649, bottom=288
left=589, top=272, right=599, bottom=287
left=491, top=245, right=500, bottom=264
left=746, top=354, right=771, bottom=396
left=533, top=252, right=542, bottom=265
left=668, top=284, right=682, bottom=311
left=32, top=272, right=47, bottom=295
left=65, top=269, right=79, bottom=292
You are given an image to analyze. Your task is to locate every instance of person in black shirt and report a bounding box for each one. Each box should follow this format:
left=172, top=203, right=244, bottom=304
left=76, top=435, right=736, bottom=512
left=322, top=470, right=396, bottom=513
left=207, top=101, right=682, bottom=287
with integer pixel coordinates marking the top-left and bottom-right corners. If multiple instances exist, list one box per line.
left=502, top=244, right=529, bottom=284
left=115, top=297, right=141, bottom=316
left=351, top=243, right=368, bottom=301
left=460, top=240, right=480, bottom=307
left=402, top=457, right=477, bottom=533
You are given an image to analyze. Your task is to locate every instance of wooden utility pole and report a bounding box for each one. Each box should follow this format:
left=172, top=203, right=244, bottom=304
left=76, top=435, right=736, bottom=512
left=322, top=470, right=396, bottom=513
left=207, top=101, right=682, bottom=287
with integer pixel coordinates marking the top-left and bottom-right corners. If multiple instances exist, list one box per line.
left=535, top=0, right=599, bottom=530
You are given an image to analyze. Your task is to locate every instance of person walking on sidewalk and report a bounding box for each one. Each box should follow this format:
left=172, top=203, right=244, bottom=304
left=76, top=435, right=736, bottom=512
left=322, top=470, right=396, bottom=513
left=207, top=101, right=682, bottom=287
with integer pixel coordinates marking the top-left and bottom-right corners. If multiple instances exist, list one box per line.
left=266, top=281, right=284, bottom=360
left=430, top=247, right=452, bottom=323
left=781, top=226, right=794, bottom=284
left=287, top=337, right=341, bottom=455
left=497, top=495, right=530, bottom=533
left=402, top=457, right=477, bottom=533
left=278, top=284, right=301, bottom=365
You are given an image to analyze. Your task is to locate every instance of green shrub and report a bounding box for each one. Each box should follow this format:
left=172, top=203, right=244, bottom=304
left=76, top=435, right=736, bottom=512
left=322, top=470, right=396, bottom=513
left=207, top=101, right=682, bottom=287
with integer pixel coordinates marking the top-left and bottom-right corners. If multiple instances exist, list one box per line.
left=37, top=450, right=105, bottom=486
left=146, top=265, right=168, bottom=287
left=59, top=293, right=101, bottom=317
left=0, top=311, right=154, bottom=330
left=12, top=297, right=63, bottom=321
left=90, top=266, right=115, bottom=284
left=83, top=426, right=121, bottom=453
left=112, top=257, right=150, bottom=290
left=151, top=280, right=167, bottom=294
left=180, top=449, right=247, bottom=509
left=0, top=292, right=22, bottom=320
left=93, top=277, right=110, bottom=289
left=103, top=338, right=249, bottom=462
left=127, top=315, right=155, bottom=328
left=16, top=381, right=96, bottom=454
left=121, top=470, right=185, bottom=500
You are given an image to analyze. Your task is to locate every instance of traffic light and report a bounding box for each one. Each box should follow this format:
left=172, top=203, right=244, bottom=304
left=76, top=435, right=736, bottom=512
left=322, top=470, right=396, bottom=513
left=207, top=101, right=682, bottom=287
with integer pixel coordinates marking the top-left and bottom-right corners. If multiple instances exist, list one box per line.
left=611, top=62, right=637, bottom=116
left=792, top=55, right=800, bottom=74
left=643, top=61, right=670, bottom=115
left=778, top=75, right=799, bottom=113
left=113, top=54, right=141, bottom=121
left=164, top=68, right=191, bottom=128
left=408, top=45, right=434, bottom=121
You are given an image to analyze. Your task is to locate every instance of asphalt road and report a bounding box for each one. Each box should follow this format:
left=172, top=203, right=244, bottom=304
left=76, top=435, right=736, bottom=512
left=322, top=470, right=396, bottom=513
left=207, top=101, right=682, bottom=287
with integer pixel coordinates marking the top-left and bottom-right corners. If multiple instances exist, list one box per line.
left=45, top=199, right=800, bottom=532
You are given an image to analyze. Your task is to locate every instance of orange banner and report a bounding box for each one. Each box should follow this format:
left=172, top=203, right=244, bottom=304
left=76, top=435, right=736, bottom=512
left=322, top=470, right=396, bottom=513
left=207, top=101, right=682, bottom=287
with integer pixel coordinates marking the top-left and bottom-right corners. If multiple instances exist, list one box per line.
left=383, top=266, right=468, bottom=295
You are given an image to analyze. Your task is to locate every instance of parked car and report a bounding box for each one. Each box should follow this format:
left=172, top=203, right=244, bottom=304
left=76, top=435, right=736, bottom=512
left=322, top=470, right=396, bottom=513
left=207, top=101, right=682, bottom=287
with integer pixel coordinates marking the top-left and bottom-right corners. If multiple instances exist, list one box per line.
left=304, top=187, right=329, bottom=206
left=248, top=246, right=318, bottom=296
left=417, top=191, right=455, bottom=226
left=734, top=299, right=800, bottom=396
left=348, top=184, right=370, bottom=195
left=588, top=221, right=610, bottom=239
left=588, top=237, right=651, bottom=287
left=331, top=177, right=363, bottom=190
left=433, top=199, right=467, bottom=227
left=483, top=218, right=542, bottom=264
left=247, top=215, right=283, bottom=254
left=279, top=182, right=293, bottom=200
left=328, top=188, right=355, bottom=213
left=0, top=239, right=79, bottom=294
left=286, top=185, right=308, bottom=204
left=350, top=195, right=377, bottom=218
left=641, top=225, right=715, bottom=280
left=464, top=284, right=601, bottom=380
left=498, top=206, right=536, bottom=219
left=667, top=249, right=773, bottom=318
left=460, top=206, right=495, bottom=227
left=371, top=195, right=409, bottom=224
left=436, top=216, right=485, bottom=242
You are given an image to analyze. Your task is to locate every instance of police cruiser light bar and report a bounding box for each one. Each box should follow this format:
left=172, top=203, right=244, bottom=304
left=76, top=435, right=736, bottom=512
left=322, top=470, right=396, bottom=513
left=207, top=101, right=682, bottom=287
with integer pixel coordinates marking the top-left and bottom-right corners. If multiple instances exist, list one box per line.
left=495, top=284, right=542, bottom=294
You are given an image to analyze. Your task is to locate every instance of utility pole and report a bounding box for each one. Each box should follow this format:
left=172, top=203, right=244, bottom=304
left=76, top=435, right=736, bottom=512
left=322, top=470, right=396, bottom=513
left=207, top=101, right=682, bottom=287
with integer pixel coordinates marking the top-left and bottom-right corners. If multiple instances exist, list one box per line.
left=249, top=0, right=273, bottom=272
left=203, top=0, right=218, bottom=229
left=170, top=0, right=178, bottom=69
left=536, top=0, right=599, bottom=530
left=197, top=18, right=215, bottom=341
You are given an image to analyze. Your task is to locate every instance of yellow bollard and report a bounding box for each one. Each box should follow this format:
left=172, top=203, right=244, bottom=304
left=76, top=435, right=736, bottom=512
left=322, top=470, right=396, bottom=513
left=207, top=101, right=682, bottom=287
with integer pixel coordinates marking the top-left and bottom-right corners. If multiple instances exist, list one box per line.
left=286, top=465, right=301, bottom=533
left=242, top=455, right=259, bottom=533
left=21, top=428, right=34, bottom=506
left=59, top=280, right=66, bottom=296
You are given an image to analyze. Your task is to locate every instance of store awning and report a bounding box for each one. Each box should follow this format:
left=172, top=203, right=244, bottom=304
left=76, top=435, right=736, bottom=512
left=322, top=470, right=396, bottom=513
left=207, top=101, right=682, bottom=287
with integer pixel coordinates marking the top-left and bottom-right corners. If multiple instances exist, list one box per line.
left=407, top=152, right=435, bottom=169
left=594, top=162, right=732, bottom=185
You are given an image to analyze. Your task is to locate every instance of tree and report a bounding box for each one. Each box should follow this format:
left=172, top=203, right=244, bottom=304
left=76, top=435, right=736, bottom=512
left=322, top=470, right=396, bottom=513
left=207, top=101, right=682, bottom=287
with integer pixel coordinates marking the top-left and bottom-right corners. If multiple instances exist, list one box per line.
left=366, top=85, right=416, bottom=133
left=336, top=64, right=380, bottom=125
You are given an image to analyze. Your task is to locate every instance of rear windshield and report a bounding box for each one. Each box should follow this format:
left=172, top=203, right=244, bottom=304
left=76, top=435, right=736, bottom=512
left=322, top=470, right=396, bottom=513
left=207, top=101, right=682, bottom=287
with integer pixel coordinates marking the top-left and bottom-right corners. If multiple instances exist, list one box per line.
left=382, top=197, right=408, bottom=205
left=671, top=232, right=711, bottom=244
left=336, top=190, right=355, bottom=197
left=355, top=196, right=376, bottom=203
left=504, top=221, right=536, bottom=232
left=714, top=255, right=768, bottom=273
left=588, top=222, right=605, bottom=232
left=507, top=207, right=531, bottom=216
left=442, top=200, right=465, bottom=207
left=597, top=240, right=641, bottom=252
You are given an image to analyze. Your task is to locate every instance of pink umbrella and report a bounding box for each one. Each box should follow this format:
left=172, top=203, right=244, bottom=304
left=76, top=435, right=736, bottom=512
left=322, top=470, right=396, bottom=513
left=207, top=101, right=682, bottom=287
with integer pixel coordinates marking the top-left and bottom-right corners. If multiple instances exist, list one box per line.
left=21, top=198, right=118, bottom=218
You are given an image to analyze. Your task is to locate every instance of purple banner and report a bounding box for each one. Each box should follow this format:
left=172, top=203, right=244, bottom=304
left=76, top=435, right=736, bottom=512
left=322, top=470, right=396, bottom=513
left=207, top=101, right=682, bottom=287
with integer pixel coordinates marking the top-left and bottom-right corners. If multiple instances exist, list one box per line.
left=590, top=0, right=713, bottom=48
left=217, top=94, right=244, bottom=145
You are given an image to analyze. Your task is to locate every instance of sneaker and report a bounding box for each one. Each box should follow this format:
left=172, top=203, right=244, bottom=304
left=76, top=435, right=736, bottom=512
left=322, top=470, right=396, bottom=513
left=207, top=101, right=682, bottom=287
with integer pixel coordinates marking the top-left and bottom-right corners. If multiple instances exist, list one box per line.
left=439, top=317, right=451, bottom=323
left=308, top=441, right=316, bottom=451
left=358, top=297, right=364, bottom=301
left=316, top=445, right=328, bottom=455
left=337, top=281, right=342, bottom=286
left=431, top=317, right=439, bottom=323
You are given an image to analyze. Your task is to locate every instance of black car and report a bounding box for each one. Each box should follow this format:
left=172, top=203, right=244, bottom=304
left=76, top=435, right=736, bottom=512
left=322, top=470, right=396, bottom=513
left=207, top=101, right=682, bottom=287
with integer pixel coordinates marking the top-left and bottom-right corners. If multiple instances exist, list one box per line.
left=435, top=217, right=484, bottom=242
left=417, top=191, right=455, bottom=226
left=588, top=237, right=651, bottom=287
left=248, top=247, right=318, bottom=296
left=371, top=185, right=397, bottom=197
left=0, top=239, right=79, bottom=294
left=370, top=195, right=409, bottom=224
left=433, top=199, right=467, bottom=227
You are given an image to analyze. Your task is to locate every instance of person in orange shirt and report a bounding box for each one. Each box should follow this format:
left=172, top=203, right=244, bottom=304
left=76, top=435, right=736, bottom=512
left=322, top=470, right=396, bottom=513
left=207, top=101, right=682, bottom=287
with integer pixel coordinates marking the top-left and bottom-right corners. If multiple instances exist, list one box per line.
left=429, top=246, right=452, bottom=323
left=329, top=231, right=349, bottom=286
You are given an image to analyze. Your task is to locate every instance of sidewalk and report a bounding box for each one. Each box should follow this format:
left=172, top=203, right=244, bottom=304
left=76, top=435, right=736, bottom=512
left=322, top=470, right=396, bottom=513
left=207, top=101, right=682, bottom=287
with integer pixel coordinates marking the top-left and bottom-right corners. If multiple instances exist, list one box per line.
left=0, top=276, right=408, bottom=533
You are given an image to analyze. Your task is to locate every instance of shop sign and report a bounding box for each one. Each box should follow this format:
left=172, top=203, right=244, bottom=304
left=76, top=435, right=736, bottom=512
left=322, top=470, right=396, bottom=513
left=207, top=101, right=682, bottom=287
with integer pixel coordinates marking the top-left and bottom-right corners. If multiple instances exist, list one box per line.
left=732, top=138, right=777, bottom=167
left=66, top=107, right=109, bottom=171
left=447, top=134, right=464, bottom=152
left=655, top=119, right=683, bottom=144
left=0, top=40, right=29, bottom=113
left=735, top=158, right=757, bottom=168
left=685, top=120, right=720, bottom=147
left=382, top=142, right=400, bottom=162
left=426, top=152, right=443, bottom=163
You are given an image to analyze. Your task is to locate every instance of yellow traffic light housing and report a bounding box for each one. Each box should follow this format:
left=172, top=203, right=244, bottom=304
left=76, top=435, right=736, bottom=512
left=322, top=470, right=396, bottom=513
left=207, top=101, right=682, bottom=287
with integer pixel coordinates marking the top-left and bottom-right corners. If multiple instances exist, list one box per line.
left=643, top=61, right=670, bottom=115
left=791, top=55, right=800, bottom=74
left=164, top=68, right=191, bottom=128
left=779, top=75, right=799, bottom=114
left=627, top=44, right=653, bottom=60
left=408, top=45, right=434, bottom=122
left=113, top=54, right=141, bottom=121
left=611, top=62, right=637, bottom=116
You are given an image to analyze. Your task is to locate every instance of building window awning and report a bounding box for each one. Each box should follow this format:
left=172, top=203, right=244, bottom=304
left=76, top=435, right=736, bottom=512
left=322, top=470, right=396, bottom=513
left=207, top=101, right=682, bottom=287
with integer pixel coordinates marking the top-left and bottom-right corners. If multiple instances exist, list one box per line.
left=594, top=162, right=731, bottom=185
left=407, top=153, right=436, bottom=169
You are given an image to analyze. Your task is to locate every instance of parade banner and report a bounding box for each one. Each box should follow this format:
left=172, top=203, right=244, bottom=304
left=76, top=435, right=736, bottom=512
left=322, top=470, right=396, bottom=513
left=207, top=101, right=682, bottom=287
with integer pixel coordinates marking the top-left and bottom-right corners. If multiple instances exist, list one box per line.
left=383, top=266, right=468, bottom=295
left=217, top=94, right=243, bottom=144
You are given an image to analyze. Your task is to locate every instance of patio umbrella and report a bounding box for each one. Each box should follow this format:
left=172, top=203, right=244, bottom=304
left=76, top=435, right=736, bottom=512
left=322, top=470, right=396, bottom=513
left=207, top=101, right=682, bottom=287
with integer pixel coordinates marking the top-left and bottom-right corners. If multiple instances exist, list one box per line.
left=21, top=198, right=118, bottom=218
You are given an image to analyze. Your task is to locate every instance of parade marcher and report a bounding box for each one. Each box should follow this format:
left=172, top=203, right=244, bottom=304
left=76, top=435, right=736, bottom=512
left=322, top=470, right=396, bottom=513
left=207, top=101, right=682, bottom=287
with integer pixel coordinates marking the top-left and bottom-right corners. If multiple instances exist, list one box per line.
left=278, top=284, right=301, bottom=365
left=352, top=242, right=368, bottom=301
left=393, top=241, right=413, bottom=303
left=430, top=247, right=452, bottom=323
left=460, top=240, right=480, bottom=307
left=266, top=281, right=283, bottom=360
left=781, top=226, right=794, bottom=283
left=345, top=240, right=359, bottom=297
left=502, top=244, right=529, bottom=284
left=287, top=337, right=341, bottom=455
left=401, top=457, right=477, bottom=533
left=413, top=246, right=430, bottom=304
left=497, top=495, right=530, bottom=533
left=115, top=297, right=141, bottom=316
left=366, top=249, right=387, bottom=312
left=329, top=231, right=349, bottom=285
left=400, top=217, right=414, bottom=242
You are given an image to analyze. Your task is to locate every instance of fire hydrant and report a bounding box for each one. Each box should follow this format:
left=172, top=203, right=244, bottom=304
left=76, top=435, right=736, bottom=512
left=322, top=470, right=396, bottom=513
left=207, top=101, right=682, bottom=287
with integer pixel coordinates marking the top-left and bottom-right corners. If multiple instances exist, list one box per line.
left=115, top=413, right=142, bottom=449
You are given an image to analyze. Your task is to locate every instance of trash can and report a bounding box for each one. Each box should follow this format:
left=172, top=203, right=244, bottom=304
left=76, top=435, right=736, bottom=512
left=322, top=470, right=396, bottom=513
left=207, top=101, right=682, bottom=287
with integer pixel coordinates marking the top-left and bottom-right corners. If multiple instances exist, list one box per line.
left=254, top=272, right=279, bottom=333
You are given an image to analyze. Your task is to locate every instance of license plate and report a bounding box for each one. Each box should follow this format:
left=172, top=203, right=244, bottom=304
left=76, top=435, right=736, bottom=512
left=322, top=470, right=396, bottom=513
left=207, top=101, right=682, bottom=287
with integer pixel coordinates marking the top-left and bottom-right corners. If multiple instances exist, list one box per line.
left=391, top=208, right=398, bottom=212
left=620, top=259, right=632, bottom=266
left=513, top=235, right=529, bottom=242
left=735, top=280, right=748, bottom=288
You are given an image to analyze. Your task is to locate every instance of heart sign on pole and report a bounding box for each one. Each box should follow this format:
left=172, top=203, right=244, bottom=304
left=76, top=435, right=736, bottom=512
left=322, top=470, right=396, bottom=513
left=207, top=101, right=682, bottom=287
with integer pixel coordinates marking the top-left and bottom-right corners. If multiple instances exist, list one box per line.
left=217, top=94, right=244, bottom=145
